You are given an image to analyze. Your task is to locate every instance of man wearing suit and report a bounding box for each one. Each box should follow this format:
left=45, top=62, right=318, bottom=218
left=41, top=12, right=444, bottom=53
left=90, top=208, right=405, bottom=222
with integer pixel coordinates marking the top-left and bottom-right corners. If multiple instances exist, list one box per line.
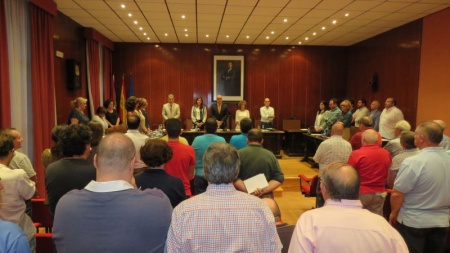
left=211, top=95, right=229, bottom=129
left=221, top=61, right=238, bottom=96
left=162, top=94, right=180, bottom=120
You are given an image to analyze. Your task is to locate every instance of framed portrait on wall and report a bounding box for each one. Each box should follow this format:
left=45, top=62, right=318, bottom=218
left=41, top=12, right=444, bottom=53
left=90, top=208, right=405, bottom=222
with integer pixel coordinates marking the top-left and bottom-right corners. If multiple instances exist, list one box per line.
left=213, top=55, right=244, bottom=101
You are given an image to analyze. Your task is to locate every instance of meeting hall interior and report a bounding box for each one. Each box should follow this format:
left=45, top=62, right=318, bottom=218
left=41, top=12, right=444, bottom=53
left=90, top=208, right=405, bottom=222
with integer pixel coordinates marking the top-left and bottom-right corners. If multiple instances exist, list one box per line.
left=1, top=0, right=450, bottom=252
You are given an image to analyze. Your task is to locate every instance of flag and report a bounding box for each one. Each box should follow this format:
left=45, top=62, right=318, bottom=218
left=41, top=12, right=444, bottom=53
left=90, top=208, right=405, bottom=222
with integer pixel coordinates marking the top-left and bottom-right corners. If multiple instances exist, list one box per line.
left=129, top=74, right=135, bottom=97
left=119, top=74, right=127, bottom=123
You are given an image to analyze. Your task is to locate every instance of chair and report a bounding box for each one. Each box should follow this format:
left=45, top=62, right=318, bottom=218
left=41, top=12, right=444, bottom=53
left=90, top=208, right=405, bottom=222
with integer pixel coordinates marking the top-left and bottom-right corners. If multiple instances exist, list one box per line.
left=282, top=119, right=301, bottom=130
left=31, top=198, right=53, bottom=233
left=298, top=174, right=319, bottom=197
left=254, top=119, right=261, bottom=128
left=184, top=118, right=193, bottom=130
left=36, top=233, right=56, bottom=253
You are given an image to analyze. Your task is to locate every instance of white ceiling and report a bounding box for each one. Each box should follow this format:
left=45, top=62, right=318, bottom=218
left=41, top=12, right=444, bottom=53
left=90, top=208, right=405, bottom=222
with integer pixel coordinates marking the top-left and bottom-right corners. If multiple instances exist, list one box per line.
left=55, top=0, right=450, bottom=46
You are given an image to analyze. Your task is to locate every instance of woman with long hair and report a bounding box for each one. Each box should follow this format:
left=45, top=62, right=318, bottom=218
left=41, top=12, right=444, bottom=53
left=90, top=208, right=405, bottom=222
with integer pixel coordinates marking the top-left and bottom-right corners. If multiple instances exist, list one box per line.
left=191, top=97, right=207, bottom=129
left=103, top=99, right=119, bottom=128
left=313, top=100, right=329, bottom=133
left=235, top=100, right=250, bottom=131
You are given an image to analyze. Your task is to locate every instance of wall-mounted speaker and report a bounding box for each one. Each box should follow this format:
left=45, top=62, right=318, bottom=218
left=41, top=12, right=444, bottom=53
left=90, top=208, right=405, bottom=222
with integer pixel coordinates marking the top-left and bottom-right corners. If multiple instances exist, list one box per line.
left=66, top=59, right=81, bottom=90
left=369, top=72, right=379, bottom=92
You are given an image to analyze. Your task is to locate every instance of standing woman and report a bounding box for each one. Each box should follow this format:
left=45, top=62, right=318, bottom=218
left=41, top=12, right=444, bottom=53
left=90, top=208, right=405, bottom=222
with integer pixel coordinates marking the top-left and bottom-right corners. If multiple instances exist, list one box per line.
left=68, top=97, right=89, bottom=125
left=104, top=99, right=119, bottom=128
left=135, top=98, right=150, bottom=134
left=313, top=100, right=329, bottom=133
left=191, top=97, right=207, bottom=129
left=235, top=100, right=250, bottom=131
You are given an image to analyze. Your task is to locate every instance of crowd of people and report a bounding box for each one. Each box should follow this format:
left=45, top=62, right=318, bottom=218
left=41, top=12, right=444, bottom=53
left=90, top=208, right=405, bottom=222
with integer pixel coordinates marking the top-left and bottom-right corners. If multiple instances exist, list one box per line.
left=0, top=94, right=449, bottom=253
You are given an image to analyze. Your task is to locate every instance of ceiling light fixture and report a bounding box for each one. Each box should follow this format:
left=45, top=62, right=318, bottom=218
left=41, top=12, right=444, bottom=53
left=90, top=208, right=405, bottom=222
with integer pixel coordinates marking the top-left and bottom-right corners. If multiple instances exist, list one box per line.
left=128, top=13, right=132, bottom=17
left=139, top=27, right=143, bottom=30
left=226, top=35, right=229, bottom=38
left=147, top=37, right=150, bottom=40
left=298, top=42, right=302, bottom=45
left=345, top=13, right=349, bottom=17
left=121, top=4, right=125, bottom=8
left=322, top=26, right=326, bottom=30
left=134, top=20, right=138, bottom=25
left=271, top=31, right=275, bottom=35
left=165, top=33, right=168, bottom=36
left=285, top=36, right=289, bottom=40
left=266, top=36, right=269, bottom=39
left=313, top=32, right=316, bottom=36
left=184, top=28, right=188, bottom=32
left=206, top=34, right=209, bottom=37
left=305, top=37, right=309, bottom=41
left=185, top=34, right=188, bottom=37
left=246, top=35, right=250, bottom=39
left=181, top=15, right=185, bottom=19
left=283, top=18, right=288, bottom=23
left=332, top=20, right=337, bottom=24
left=143, top=33, right=147, bottom=36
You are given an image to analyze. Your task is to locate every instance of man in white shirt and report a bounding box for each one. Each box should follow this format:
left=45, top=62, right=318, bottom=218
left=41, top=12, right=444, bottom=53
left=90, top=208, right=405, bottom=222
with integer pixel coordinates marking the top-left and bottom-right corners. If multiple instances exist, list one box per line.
left=0, top=133, right=36, bottom=252
left=379, top=97, right=404, bottom=139
left=352, top=98, right=370, bottom=127
left=125, top=115, right=149, bottom=173
left=260, top=98, right=275, bottom=129
left=313, top=122, right=352, bottom=207
left=162, top=94, right=180, bottom=120
left=289, top=162, right=408, bottom=253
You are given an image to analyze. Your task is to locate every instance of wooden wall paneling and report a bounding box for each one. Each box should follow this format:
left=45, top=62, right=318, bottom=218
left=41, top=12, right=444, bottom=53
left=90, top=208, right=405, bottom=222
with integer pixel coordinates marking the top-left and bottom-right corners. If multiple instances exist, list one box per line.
left=347, top=20, right=422, bottom=128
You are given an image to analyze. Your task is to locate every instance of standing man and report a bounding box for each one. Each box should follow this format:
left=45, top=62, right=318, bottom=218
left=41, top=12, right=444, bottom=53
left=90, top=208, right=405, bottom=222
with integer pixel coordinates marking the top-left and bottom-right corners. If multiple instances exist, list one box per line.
left=45, top=124, right=96, bottom=217
left=166, top=142, right=282, bottom=253
left=124, top=115, right=149, bottom=174
left=162, top=94, right=180, bottom=120
left=221, top=61, right=238, bottom=96
left=383, top=120, right=411, bottom=157
left=53, top=133, right=172, bottom=253
left=289, top=162, right=408, bottom=253
left=379, top=97, right=404, bottom=139
left=0, top=133, right=36, bottom=252
left=390, top=121, right=450, bottom=253
left=234, top=128, right=284, bottom=198
left=164, top=119, right=196, bottom=197
left=260, top=98, right=275, bottom=129
left=140, top=98, right=150, bottom=130
left=434, top=120, right=450, bottom=150
left=191, top=118, right=226, bottom=195
left=210, top=95, right=229, bottom=129
left=352, top=98, right=370, bottom=127
left=348, top=129, right=391, bottom=215
left=323, top=98, right=341, bottom=135
left=313, top=122, right=352, bottom=207
left=349, top=116, right=382, bottom=150
left=386, top=131, right=418, bottom=188
left=369, top=100, right=381, bottom=131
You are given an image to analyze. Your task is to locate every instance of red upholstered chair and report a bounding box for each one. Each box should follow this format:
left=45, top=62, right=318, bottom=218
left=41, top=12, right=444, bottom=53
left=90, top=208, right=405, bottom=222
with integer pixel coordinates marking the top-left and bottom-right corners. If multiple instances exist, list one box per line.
left=31, top=198, right=53, bottom=233
left=298, top=174, right=319, bottom=197
left=36, top=233, right=55, bottom=253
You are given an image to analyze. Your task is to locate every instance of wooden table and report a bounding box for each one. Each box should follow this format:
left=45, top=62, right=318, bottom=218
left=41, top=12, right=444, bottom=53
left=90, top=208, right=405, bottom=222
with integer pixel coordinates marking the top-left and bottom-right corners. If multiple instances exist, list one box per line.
left=283, top=129, right=308, bottom=156
left=301, top=133, right=327, bottom=166
left=182, top=130, right=285, bottom=158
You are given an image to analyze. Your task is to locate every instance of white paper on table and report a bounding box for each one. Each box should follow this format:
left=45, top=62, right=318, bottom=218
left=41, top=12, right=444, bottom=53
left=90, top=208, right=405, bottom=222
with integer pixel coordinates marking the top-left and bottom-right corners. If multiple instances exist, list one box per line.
left=243, top=173, right=269, bottom=194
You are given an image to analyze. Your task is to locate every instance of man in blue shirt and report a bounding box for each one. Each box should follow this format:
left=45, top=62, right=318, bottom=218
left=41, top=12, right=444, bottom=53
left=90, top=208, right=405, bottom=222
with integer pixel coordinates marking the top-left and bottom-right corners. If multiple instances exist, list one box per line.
left=230, top=118, right=252, bottom=150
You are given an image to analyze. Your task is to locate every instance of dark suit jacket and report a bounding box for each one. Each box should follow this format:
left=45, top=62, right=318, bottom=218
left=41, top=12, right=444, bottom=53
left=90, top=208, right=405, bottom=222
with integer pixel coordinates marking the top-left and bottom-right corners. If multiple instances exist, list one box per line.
left=211, top=103, right=229, bottom=129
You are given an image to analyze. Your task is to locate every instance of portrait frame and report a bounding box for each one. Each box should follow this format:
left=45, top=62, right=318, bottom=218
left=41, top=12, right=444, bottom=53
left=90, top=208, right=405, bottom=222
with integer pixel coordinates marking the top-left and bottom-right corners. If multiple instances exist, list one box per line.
left=213, top=55, right=245, bottom=102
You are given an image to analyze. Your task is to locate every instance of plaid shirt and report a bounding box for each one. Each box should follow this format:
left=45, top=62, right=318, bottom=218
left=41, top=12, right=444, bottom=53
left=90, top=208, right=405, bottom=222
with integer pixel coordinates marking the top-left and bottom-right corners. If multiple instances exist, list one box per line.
left=166, top=184, right=282, bottom=253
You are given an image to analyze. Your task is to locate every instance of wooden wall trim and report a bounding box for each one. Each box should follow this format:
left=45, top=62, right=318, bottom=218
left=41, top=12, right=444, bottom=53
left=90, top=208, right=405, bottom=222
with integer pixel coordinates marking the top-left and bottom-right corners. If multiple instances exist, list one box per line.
left=30, top=0, right=57, bottom=16
left=84, top=28, right=114, bottom=50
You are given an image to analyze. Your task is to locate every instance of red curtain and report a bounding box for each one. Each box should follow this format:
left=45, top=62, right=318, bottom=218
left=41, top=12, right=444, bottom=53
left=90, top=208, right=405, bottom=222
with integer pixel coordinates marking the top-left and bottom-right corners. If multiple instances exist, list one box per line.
left=87, top=39, right=100, bottom=110
left=29, top=2, right=56, bottom=198
left=103, top=47, right=113, bottom=102
left=0, top=0, right=11, bottom=126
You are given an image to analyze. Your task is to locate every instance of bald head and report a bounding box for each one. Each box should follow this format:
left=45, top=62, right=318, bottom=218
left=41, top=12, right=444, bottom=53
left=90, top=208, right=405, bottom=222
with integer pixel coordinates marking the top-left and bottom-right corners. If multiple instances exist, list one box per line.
left=359, top=116, right=373, bottom=128
left=362, top=129, right=379, bottom=145
left=322, top=162, right=360, bottom=201
left=433, top=120, right=446, bottom=130
left=331, top=122, right=344, bottom=136
left=262, top=198, right=281, bottom=222
left=96, top=133, right=135, bottom=173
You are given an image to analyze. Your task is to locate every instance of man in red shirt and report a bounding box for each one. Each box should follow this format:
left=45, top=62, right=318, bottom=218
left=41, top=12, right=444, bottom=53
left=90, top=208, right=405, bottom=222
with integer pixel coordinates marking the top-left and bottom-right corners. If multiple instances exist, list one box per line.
left=349, top=116, right=382, bottom=150
left=164, top=119, right=195, bottom=197
left=348, top=129, right=391, bottom=216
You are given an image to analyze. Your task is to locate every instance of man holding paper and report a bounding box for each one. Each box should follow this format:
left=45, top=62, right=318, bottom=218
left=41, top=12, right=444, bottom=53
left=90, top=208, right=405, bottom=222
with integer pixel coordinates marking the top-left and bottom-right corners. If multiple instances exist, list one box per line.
left=234, top=128, right=284, bottom=198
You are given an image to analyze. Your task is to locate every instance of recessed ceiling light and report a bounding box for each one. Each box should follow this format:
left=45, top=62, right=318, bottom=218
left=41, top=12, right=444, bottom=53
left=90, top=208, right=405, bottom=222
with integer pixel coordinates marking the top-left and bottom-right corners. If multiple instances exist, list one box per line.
left=246, top=35, right=250, bottom=39
left=332, top=20, right=337, bottom=24
left=134, top=20, right=138, bottom=25
left=139, top=27, right=143, bottom=31
left=147, top=37, right=150, bottom=40
left=128, top=13, right=132, bottom=17
left=345, top=13, right=349, bottom=17
left=285, top=36, right=289, bottom=40
left=322, top=26, right=326, bottom=30
left=121, top=4, right=125, bottom=8
left=181, top=15, right=185, bottom=19
left=298, top=41, right=302, bottom=45
left=226, top=35, right=229, bottom=38
left=143, top=32, right=147, bottom=36
left=185, top=34, right=188, bottom=37
left=305, top=37, right=309, bottom=41
left=165, top=33, right=168, bottom=36
left=206, top=34, right=209, bottom=37
left=184, top=28, right=188, bottom=32
left=313, top=32, right=316, bottom=36
left=266, top=36, right=269, bottom=39
left=283, top=18, right=288, bottom=23
left=271, top=31, right=275, bottom=35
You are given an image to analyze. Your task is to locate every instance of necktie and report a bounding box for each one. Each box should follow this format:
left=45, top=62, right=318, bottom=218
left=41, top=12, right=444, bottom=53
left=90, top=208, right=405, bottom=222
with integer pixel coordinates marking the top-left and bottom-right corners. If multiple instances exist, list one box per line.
left=170, top=104, right=173, bottom=114
left=218, top=104, right=221, bottom=113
